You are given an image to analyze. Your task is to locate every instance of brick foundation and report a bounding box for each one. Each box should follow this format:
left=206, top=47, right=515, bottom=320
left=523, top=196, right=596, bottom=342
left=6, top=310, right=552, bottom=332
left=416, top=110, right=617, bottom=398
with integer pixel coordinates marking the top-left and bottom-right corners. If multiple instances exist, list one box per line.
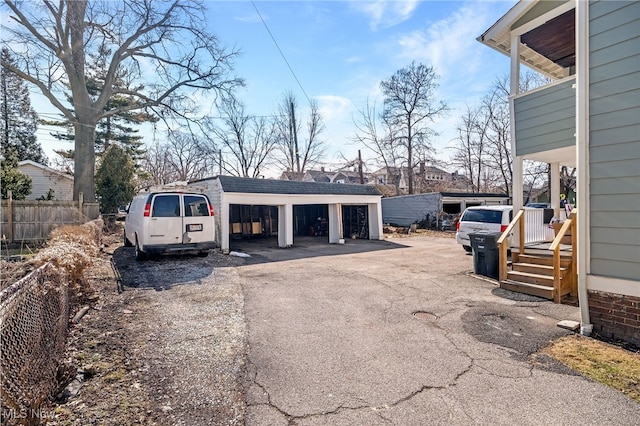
left=588, top=290, right=640, bottom=347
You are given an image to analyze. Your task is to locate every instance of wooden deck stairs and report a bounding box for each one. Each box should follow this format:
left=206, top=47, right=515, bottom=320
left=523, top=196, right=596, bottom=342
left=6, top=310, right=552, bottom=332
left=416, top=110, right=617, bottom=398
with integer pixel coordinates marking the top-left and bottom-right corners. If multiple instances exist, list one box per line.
left=497, top=209, right=578, bottom=304
left=502, top=253, right=573, bottom=300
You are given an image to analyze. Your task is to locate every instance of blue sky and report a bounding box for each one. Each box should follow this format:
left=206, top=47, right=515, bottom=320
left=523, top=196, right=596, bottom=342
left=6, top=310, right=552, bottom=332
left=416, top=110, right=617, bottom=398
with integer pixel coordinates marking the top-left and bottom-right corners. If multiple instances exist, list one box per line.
left=33, top=0, right=516, bottom=174
left=202, top=0, right=515, bottom=171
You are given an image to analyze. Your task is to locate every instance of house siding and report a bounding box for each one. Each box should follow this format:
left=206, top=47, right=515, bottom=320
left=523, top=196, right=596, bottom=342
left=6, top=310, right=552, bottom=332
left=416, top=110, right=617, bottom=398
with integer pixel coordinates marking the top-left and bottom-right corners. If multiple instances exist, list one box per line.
left=514, top=78, right=576, bottom=157
left=17, top=163, right=74, bottom=201
left=589, top=0, right=640, bottom=281
left=381, top=193, right=440, bottom=227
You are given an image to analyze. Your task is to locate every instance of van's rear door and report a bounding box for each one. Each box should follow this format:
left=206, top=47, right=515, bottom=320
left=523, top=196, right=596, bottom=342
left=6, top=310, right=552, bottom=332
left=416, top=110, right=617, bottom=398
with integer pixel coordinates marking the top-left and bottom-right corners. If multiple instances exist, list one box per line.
left=148, top=194, right=183, bottom=245
left=182, top=194, right=215, bottom=244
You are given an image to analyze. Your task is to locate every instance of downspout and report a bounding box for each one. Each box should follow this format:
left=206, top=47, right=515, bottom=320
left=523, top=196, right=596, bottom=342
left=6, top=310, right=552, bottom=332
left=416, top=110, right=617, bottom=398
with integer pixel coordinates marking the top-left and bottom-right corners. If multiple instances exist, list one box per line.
left=576, top=0, right=591, bottom=335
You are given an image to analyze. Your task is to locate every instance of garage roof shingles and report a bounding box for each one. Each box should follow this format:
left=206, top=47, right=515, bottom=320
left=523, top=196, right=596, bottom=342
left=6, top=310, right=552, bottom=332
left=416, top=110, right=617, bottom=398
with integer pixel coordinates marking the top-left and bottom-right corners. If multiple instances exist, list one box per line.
left=206, top=175, right=382, bottom=196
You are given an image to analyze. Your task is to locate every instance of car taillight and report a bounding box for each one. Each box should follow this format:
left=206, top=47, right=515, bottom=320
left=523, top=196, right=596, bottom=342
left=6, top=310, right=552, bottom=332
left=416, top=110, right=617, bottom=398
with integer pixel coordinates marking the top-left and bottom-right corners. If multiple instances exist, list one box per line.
left=456, top=221, right=461, bottom=231
left=209, top=204, right=215, bottom=216
left=500, top=224, right=508, bottom=232
left=143, top=203, right=151, bottom=217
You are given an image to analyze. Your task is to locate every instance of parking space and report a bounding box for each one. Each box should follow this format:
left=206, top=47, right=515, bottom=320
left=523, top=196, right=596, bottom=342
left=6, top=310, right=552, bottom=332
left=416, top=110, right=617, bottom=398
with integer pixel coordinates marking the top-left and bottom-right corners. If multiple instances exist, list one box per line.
left=238, top=235, right=640, bottom=425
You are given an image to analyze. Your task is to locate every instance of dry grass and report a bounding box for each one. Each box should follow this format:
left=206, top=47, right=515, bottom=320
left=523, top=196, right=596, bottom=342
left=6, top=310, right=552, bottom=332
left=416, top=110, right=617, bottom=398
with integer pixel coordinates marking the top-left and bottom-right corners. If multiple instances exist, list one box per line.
left=543, top=334, right=640, bottom=402
left=32, top=220, right=103, bottom=286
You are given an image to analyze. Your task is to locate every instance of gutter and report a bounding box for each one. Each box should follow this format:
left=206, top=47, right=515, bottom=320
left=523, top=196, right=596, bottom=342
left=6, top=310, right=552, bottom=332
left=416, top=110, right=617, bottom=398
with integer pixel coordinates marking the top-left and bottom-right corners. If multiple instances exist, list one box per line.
left=575, top=0, right=591, bottom=336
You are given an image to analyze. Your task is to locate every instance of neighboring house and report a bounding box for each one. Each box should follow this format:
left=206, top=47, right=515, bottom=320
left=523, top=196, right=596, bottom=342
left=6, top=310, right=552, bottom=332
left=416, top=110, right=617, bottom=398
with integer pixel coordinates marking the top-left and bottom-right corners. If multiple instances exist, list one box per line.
left=280, top=168, right=372, bottom=184
left=190, top=176, right=384, bottom=254
left=17, top=160, right=73, bottom=200
left=382, top=192, right=510, bottom=227
left=479, top=1, right=639, bottom=345
left=373, top=165, right=474, bottom=194
left=372, top=166, right=408, bottom=192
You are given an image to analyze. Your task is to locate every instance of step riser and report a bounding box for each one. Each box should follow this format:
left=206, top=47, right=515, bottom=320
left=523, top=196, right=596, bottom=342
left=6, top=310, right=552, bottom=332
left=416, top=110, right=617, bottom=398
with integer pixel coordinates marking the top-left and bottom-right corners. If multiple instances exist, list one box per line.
left=501, top=282, right=554, bottom=299
left=507, top=272, right=555, bottom=286
left=517, top=255, right=570, bottom=267
left=513, top=264, right=557, bottom=275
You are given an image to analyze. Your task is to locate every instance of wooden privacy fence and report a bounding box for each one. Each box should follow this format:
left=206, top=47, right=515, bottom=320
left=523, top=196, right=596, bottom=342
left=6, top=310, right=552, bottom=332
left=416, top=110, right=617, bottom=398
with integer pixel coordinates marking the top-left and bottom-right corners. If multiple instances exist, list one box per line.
left=1, top=192, right=100, bottom=242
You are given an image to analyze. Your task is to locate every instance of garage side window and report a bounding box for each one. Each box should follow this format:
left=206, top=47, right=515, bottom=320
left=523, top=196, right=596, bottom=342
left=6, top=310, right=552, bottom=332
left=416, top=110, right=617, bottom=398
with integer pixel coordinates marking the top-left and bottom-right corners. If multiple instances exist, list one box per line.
left=152, top=195, right=180, bottom=217
left=184, top=195, right=210, bottom=217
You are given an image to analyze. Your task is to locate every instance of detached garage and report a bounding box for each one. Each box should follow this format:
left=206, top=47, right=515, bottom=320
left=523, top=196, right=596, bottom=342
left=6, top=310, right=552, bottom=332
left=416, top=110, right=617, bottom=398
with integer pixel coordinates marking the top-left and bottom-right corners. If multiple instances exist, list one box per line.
left=191, top=176, right=383, bottom=253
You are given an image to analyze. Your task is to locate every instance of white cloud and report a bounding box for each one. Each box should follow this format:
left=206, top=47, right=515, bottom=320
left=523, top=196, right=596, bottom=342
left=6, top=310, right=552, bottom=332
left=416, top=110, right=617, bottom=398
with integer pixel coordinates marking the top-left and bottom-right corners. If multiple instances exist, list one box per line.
left=315, top=95, right=352, bottom=121
left=234, top=13, right=263, bottom=24
left=396, top=2, right=494, bottom=79
left=350, top=0, right=421, bottom=30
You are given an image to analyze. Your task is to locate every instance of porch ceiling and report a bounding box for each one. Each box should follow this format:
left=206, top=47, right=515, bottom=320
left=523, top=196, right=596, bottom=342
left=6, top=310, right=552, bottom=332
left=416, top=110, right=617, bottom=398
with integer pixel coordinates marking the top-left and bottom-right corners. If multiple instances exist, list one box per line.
left=477, top=2, right=575, bottom=80
left=522, top=146, right=576, bottom=166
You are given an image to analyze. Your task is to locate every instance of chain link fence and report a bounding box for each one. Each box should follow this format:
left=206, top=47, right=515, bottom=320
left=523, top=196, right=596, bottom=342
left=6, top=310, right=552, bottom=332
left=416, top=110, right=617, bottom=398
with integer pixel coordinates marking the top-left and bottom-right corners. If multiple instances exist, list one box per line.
left=1, top=263, right=69, bottom=425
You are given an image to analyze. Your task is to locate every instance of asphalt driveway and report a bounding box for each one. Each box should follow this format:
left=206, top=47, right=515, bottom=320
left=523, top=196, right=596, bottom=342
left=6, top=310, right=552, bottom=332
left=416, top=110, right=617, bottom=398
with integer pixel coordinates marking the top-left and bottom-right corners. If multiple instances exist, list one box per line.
left=237, top=235, right=640, bottom=425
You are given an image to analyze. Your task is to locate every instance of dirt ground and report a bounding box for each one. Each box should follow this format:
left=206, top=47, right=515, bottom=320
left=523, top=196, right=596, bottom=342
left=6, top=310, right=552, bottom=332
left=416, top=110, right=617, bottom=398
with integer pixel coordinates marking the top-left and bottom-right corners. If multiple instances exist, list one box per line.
left=44, top=230, right=246, bottom=425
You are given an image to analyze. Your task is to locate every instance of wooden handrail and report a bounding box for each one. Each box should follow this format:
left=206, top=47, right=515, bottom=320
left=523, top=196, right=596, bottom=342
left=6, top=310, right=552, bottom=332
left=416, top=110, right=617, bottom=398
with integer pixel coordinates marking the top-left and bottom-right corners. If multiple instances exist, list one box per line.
left=548, top=209, right=577, bottom=303
left=498, top=209, right=525, bottom=282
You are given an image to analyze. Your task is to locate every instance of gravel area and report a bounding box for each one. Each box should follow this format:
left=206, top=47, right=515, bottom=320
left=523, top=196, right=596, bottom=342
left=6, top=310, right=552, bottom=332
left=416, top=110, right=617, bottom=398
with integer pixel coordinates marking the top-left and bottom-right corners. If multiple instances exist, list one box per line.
left=47, top=233, right=247, bottom=425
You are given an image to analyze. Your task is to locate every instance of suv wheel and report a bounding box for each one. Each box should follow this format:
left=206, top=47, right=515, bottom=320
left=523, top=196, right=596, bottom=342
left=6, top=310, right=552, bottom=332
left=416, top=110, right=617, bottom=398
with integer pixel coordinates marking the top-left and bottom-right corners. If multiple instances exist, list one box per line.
left=463, top=245, right=472, bottom=253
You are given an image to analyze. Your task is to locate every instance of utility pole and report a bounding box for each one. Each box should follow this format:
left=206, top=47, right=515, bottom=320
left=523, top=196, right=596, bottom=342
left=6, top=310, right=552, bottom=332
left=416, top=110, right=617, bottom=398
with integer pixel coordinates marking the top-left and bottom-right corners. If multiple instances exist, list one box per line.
left=291, top=101, right=301, bottom=174
left=219, top=149, right=222, bottom=176
left=358, top=150, right=364, bottom=184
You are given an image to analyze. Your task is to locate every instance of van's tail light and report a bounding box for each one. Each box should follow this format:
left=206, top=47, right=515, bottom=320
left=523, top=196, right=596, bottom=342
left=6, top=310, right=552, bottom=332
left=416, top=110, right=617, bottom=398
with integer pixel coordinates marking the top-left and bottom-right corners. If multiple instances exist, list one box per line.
left=143, top=203, right=151, bottom=217
left=209, top=204, right=215, bottom=216
left=456, top=221, right=461, bottom=231
left=500, top=224, right=508, bottom=232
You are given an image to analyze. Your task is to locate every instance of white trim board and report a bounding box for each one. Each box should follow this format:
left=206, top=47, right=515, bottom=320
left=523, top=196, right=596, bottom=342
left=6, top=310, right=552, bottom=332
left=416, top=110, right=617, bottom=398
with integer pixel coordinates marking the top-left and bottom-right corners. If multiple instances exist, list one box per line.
left=588, top=275, right=640, bottom=298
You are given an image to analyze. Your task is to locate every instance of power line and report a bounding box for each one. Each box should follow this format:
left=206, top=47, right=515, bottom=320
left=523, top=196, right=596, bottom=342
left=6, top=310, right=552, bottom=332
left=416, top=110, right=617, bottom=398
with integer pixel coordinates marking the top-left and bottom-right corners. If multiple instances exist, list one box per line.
left=250, top=0, right=313, bottom=106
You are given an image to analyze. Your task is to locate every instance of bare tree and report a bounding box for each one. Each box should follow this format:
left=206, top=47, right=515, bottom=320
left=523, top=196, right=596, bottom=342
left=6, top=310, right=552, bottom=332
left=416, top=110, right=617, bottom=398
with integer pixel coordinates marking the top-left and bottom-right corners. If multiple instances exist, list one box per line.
left=272, top=92, right=326, bottom=178
left=140, top=141, right=173, bottom=186
left=451, top=104, right=490, bottom=192
left=1, top=0, right=243, bottom=200
left=380, top=62, right=448, bottom=194
left=164, top=131, right=210, bottom=182
left=352, top=98, right=403, bottom=189
left=560, top=165, right=577, bottom=203
left=208, top=96, right=276, bottom=178
left=483, top=86, right=512, bottom=196
left=523, top=160, right=550, bottom=204
left=451, top=72, right=550, bottom=196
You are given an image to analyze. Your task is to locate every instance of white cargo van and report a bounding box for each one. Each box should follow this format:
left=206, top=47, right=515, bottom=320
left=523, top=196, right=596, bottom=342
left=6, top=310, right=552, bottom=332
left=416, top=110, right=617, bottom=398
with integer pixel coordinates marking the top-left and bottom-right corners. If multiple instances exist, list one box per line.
left=124, top=191, right=215, bottom=260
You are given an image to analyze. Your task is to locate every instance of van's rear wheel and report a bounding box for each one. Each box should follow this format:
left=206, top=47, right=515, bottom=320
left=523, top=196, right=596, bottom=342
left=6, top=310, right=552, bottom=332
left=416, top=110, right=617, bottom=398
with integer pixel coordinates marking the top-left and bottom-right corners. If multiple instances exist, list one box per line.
left=135, top=237, right=147, bottom=261
left=463, top=245, right=472, bottom=253
left=123, top=229, right=133, bottom=247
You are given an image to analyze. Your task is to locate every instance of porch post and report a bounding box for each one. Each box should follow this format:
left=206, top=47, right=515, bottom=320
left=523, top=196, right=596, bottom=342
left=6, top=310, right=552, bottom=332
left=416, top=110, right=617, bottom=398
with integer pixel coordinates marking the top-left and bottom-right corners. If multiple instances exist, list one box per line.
left=510, top=35, right=524, bottom=213
left=550, top=163, right=561, bottom=217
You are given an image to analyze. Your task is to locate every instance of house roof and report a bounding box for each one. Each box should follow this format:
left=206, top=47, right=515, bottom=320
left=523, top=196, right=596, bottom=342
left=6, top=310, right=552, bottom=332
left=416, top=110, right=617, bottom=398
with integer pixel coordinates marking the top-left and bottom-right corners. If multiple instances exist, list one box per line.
left=18, top=160, right=74, bottom=181
left=386, top=192, right=509, bottom=200
left=477, top=0, right=575, bottom=79
left=196, top=175, right=382, bottom=196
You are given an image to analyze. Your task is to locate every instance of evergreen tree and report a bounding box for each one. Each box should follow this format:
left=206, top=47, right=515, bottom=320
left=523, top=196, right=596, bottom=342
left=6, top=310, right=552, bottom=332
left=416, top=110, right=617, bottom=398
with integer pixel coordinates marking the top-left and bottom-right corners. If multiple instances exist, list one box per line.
left=1, top=148, right=32, bottom=200
left=42, top=50, right=156, bottom=164
left=95, top=145, right=136, bottom=215
left=0, top=47, right=47, bottom=164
